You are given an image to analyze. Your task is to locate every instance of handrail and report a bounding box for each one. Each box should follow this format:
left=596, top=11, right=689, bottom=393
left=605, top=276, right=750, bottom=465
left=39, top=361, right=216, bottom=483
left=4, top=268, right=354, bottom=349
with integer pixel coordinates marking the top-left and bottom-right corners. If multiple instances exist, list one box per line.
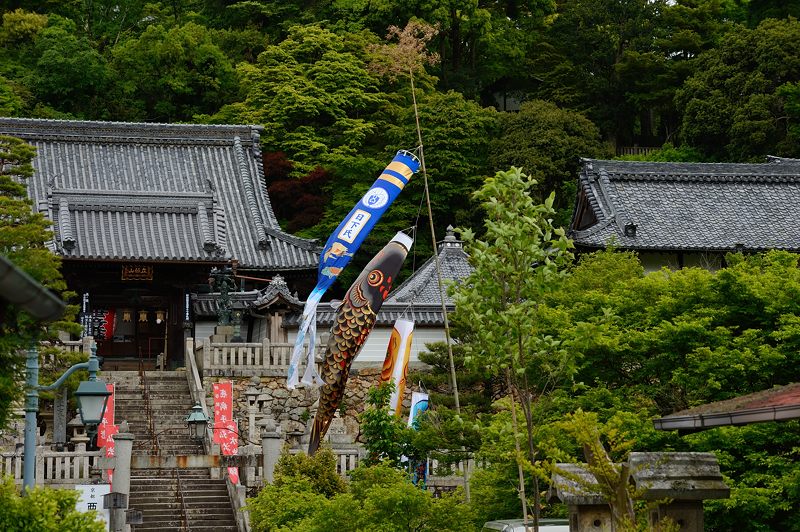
left=185, top=338, right=214, bottom=454
left=139, top=357, right=158, bottom=455
left=175, top=468, right=190, bottom=532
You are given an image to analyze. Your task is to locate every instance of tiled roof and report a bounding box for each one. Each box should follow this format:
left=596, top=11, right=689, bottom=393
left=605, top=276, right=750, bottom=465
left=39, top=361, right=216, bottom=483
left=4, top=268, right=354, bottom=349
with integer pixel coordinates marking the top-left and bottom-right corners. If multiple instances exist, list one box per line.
left=654, top=382, right=800, bottom=431
left=3, top=118, right=318, bottom=269
left=285, top=227, right=474, bottom=327
left=384, top=226, right=472, bottom=307
left=569, top=157, right=800, bottom=251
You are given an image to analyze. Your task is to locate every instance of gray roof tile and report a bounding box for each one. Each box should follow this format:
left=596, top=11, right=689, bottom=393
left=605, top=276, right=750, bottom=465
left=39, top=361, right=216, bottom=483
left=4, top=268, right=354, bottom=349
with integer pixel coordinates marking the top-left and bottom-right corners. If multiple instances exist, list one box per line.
left=570, top=157, right=800, bottom=251
left=3, top=118, right=319, bottom=269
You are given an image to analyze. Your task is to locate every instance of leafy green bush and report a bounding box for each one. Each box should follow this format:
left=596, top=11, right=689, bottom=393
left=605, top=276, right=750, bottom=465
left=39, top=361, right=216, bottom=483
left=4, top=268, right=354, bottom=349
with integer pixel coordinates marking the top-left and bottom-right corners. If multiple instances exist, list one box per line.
left=0, top=477, right=106, bottom=532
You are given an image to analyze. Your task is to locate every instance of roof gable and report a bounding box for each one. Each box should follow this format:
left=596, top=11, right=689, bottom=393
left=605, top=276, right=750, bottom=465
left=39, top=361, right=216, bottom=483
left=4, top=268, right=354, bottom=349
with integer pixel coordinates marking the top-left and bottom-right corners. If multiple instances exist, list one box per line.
left=3, top=118, right=318, bottom=269
left=569, top=157, right=800, bottom=252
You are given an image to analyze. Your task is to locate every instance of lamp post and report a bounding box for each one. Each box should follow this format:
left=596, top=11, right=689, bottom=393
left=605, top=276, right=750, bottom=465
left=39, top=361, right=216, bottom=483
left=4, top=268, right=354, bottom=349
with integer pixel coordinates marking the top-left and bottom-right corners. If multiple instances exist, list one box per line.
left=23, top=341, right=111, bottom=491
left=185, top=403, right=210, bottom=441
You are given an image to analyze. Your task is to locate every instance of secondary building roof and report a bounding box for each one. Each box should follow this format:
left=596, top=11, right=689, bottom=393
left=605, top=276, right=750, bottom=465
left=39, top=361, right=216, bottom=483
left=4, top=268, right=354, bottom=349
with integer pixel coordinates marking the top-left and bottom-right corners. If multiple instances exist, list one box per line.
left=569, top=157, right=800, bottom=252
left=317, top=226, right=473, bottom=326
left=654, top=382, right=800, bottom=432
left=1, top=118, right=318, bottom=270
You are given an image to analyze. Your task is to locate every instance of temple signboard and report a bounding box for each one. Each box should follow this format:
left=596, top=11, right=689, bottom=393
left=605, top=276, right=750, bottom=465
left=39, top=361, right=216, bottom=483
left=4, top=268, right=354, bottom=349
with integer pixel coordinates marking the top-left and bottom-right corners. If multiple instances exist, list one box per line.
left=121, top=264, right=153, bottom=281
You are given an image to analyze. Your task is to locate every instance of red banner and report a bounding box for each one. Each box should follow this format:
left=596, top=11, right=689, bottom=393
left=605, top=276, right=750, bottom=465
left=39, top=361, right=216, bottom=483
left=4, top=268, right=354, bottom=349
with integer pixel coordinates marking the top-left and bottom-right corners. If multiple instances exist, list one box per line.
left=212, top=381, right=233, bottom=443
left=98, top=383, right=117, bottom=488
left=212, top=381, right=239, bottom=484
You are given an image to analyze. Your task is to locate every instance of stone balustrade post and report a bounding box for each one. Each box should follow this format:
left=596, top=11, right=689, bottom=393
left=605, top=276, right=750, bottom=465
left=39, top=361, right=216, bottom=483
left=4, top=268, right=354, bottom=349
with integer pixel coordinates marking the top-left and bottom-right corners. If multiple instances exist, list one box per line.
left=259, top=415, right=283, bottom=484
left=110, top=421, right=134, bottom=532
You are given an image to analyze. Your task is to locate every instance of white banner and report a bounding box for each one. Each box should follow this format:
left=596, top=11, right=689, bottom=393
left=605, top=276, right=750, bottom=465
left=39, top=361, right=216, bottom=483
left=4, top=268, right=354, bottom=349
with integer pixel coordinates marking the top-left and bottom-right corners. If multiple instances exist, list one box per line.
left=380, top=318, right=414, bottom=416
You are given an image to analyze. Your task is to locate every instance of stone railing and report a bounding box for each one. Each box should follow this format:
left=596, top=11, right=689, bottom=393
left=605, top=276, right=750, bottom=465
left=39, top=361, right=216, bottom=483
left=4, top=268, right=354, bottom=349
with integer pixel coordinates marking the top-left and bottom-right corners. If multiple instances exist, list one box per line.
left=60, top=340, right=84, bottom=353
left=1, top=448, right=103, bottom=486
left=616, top=145, right=660, bottom=157
left=194, top=338, right=324, bottom=377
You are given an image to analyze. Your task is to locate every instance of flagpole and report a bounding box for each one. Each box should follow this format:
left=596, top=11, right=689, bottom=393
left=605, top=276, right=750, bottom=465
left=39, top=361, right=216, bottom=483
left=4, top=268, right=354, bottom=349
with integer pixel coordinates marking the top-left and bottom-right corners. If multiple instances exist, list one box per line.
left=409, top=68, right=470, bottom=502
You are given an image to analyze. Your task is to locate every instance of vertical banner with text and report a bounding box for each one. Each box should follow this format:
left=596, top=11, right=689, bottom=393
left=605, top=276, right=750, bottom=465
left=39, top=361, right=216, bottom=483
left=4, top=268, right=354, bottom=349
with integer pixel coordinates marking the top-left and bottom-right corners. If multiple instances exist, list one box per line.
left=213, top=381, right=239, bottom=484
left=96, top=383, right=117, bottom=489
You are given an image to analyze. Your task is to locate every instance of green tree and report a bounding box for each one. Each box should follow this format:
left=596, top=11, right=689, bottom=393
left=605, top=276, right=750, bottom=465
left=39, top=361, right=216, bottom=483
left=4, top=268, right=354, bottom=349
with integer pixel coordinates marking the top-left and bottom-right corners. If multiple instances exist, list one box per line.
left=109, top=22, right=237, bottom=121
left=676, top=17, right=800, bottom=160
left=540, top=0, right=669, bottom=145
left=452, top=167, right=574, bottom=527
left=359, top=382, right=415, bottom=467
left=0, top=136, right=78, bottom=428
left=489, top=99, right=608, bottom=225
left=0, top=477, right=105, bottom=531
left=30, top=16, right=109, bottom=118
left=210, top=24, right=387, bottom=175
left=248, top=458, right=477, bottom=531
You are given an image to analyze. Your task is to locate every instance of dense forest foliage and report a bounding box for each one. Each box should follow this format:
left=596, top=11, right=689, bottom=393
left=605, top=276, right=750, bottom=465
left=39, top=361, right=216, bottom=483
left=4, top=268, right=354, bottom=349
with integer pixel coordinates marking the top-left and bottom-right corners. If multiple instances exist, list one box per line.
left=4, top=1, right=800, bottom=530
left=3, top=0, right=800, bottom=263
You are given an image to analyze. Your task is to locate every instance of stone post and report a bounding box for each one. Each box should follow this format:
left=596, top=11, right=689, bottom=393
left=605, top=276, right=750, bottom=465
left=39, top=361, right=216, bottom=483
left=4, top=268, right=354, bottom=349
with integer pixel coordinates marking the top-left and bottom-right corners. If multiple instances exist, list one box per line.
left=110, top=421, right=134, bottom=532
left=259, top=415, right=282, bottom=484
left=53, top=388, right=68, bottom=450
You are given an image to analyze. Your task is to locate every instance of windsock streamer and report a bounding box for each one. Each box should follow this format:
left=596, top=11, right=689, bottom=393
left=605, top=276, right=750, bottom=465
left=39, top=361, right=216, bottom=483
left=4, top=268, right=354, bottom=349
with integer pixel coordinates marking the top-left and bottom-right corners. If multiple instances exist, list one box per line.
left=407, top=391, right=430, bottom=485
left=287, top=150, right=420, bottom=389
left=308, top=232, right=413, bottom=454
left=379, top=318, right=414, bottom=417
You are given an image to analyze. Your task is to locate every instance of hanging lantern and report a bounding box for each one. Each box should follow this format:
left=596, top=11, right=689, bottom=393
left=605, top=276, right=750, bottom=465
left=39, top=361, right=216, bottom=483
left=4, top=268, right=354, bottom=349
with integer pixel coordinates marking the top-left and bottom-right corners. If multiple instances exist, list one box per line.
left=138, top=310, right=148, bottom=322
left=122, top=310, right=132, bottom=322
left=155, top=310, right=165, bottom=324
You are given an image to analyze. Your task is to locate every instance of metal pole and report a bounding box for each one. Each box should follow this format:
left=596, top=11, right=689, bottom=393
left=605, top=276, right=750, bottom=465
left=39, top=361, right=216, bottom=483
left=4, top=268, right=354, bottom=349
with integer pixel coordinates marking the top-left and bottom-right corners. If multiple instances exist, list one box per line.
left=23, top=340, right=101, bottom=492
left=23, top=344, right=39, bottom=492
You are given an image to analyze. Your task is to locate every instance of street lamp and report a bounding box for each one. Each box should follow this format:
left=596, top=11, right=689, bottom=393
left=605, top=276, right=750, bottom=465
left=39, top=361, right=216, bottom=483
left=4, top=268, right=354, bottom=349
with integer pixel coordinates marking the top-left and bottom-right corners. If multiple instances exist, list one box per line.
left=24, top=341, right=111, bottom=492
left=185, top=403, right=210, bottom=441
left=74, top=379, right=112, bottom=427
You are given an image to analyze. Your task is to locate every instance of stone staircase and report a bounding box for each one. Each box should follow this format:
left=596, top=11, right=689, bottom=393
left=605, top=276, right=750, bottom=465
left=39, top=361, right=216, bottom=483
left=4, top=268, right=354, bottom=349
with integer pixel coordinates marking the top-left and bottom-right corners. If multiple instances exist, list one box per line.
left=129, top=468, right=238, bottom=532
left=105, top=371, right=240, bottom=531
left=112, top=370, right=204, bottom=456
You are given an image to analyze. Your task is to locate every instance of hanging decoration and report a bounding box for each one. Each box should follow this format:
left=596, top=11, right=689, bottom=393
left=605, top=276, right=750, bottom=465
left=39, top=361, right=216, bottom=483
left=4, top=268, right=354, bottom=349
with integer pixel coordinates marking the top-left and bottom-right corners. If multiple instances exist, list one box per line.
left=287, top=150, right=420, bottom=389
left=379, top=318, right=415, bottom=417
left=407, top=391, right=430, bottom=485
left=308, top=232, right=413, bottom=454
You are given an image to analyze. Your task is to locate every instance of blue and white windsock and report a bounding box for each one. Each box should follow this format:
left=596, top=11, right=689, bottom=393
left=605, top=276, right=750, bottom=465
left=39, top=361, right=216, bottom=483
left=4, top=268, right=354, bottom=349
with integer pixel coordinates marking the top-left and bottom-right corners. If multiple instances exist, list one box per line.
left=287, top=149, right=420, bottom=389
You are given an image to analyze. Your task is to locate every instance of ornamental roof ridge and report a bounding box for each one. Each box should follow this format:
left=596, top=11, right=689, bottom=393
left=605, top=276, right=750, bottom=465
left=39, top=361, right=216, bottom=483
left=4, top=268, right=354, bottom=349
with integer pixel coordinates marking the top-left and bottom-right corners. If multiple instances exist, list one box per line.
left=0, top=117, right=262, bottom=143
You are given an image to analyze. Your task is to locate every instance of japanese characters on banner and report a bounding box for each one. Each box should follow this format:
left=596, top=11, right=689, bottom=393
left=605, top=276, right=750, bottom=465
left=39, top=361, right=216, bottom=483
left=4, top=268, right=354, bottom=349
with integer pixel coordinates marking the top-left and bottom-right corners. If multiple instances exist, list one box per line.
left=213, top=381, right=239, bottom=484
left=96, top=383, right=117, bottom=488
left=379, top=318, right=414, bottom=417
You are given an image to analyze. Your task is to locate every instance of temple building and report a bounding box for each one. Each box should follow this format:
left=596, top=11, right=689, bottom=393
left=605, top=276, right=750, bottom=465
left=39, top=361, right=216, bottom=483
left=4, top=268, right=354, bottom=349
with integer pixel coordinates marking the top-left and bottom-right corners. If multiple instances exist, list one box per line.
left=192, top=226, right=473, bottom=367
left=3, top=118, right=319, bottom=368
left=568, top=157, right=800, bottom=271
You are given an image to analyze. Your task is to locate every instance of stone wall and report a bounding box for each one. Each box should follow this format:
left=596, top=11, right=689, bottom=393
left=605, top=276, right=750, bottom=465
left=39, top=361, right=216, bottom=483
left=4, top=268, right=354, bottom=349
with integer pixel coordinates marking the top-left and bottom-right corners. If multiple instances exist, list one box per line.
left=201, top=367, right=416, bottom=448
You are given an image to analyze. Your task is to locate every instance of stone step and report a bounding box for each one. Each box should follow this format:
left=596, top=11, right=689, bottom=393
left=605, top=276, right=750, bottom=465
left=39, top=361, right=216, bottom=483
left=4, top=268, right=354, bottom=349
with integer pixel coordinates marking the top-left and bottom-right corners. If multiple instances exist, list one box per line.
left=131, top=482, right=226, bottom=490
left=127, top=465, right=238, bottom=532
left=132, top=468, right=211, bottom=477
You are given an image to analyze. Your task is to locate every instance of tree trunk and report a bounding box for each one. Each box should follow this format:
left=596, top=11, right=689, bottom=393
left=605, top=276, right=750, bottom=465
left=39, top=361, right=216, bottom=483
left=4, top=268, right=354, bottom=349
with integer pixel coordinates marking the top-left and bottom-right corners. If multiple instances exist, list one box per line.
left=506, top=369, right=529, bottom=529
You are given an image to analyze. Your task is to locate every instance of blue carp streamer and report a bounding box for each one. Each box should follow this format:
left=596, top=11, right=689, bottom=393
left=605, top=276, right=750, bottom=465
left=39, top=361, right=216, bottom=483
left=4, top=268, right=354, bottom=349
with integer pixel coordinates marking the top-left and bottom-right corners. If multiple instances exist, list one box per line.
left=287, top=150, right=420, bottom=389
